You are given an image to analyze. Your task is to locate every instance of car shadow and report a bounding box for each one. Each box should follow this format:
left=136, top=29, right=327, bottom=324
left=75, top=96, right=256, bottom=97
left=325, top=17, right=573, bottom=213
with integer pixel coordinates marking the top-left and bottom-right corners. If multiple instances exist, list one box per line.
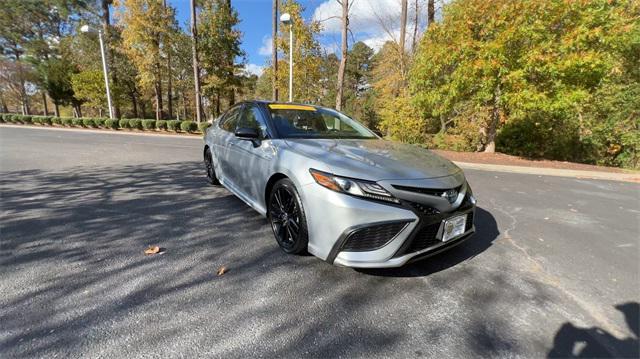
left=356, top=207, right=499, bottom=277
left=548, top=302, right=639, bottom=358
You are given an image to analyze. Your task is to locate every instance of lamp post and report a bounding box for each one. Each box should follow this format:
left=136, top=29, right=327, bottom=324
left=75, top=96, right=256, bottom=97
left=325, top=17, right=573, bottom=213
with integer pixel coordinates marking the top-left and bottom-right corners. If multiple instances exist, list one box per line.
left=280, top=13, right=293, bottom=102
left=80, top=25, right=114, bottom=119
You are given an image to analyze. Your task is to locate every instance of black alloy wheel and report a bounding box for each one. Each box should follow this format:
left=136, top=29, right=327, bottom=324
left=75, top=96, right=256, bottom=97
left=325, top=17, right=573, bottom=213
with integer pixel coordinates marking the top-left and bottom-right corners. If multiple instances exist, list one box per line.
left=268, top=178, right=308, bottom=254
left=204, top=148, right=220, bottom=185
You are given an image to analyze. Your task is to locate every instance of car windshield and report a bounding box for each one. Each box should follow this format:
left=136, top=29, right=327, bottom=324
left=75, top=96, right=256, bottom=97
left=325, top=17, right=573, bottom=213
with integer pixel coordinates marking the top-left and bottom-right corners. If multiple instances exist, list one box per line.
left=267, top=104, right=377, bottom=139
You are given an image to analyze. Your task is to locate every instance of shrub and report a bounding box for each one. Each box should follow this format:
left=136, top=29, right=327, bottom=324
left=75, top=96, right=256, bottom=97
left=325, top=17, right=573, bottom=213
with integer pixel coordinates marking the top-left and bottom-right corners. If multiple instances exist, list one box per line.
left=181, top=120, right=197, bottom=133
left=51, top=117, right=62, bottom=125
left=62, top=117, right=74, bottom=126
left=82, top=118, right=96, bottom=128
left=32, top=116, right=42, bottom=125
left=12, top=114, right=24, bottom=123
left=72, top=118, right=84, bottom=127
left=0, top=114, right=4, bottom=123
left=198, top=122, right=212, bottom=133
left=129, top=118, right=143, bottom=130
left=42, top=116, right=53, bottom=126
left=141, top=119, right=156, bottom=130
left=105, top=119, right=119, bottom=129
left=156, top=120, right=167, bottom=131
left=167, top=120, right=181, bottom=132
left=93, top=118, right=105, bottom=127
left=21, top=115, right=32, bottom=124
left=118, top=118, right=129, bottom=129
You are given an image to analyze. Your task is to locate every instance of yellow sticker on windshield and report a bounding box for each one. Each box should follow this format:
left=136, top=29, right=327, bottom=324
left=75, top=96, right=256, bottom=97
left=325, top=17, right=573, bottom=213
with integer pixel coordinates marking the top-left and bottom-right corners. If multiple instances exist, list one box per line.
left=268, top=104, right=316, bottom=111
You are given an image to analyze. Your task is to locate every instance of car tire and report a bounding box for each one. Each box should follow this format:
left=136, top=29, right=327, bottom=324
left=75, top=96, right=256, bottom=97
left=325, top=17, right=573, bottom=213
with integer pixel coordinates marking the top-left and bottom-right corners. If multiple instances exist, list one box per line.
left=268, top=178, right=309, bottom=254
left=204, top=148, right=220, bottom=185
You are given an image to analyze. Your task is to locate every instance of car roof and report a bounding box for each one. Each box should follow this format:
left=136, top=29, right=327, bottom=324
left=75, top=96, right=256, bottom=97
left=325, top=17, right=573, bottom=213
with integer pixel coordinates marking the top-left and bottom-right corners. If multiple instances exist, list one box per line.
left=248, top=100, right=326, bottom=111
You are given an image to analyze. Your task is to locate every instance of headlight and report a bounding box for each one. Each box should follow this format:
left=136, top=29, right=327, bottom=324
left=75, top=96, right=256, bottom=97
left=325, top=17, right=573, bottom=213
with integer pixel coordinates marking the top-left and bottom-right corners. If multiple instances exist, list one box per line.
left=309, top=169, right=399, bottom=203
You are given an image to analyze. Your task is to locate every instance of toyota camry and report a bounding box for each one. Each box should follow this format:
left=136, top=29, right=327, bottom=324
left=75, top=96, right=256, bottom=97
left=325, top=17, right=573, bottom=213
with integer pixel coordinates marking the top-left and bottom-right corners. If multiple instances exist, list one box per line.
left=203, top=101, right=476, bottom=268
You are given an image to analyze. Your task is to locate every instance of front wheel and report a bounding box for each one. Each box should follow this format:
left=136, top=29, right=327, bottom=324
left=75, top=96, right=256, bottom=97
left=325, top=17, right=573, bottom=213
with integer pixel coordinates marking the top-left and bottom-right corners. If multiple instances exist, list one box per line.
left=268, top=178, right=309, bottom=254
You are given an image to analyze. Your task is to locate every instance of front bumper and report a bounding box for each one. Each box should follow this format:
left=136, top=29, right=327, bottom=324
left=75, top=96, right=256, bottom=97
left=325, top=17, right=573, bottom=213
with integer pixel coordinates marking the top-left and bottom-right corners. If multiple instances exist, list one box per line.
left=299, top=181, right=476, bottom=268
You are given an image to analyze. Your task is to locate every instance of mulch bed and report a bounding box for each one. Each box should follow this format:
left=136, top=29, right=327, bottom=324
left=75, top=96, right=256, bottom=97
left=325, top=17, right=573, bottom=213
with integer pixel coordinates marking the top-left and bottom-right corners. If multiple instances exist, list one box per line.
left=432, top=149, right=633, bottom=174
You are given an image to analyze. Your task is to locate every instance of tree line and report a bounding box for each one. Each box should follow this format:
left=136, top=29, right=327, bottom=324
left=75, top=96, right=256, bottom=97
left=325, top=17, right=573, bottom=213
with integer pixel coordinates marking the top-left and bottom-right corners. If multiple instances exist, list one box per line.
left=0, top=0, right=637, bottom=168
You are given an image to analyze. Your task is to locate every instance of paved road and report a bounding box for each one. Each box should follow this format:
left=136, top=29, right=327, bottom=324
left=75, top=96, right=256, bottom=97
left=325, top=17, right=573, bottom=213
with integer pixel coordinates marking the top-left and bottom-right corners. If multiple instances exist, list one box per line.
left=1, top=126, right=638, bottom=358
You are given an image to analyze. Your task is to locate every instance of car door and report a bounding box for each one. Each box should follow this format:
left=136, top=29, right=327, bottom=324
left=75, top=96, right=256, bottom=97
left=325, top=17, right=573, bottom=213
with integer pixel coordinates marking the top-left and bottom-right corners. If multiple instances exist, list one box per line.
left=213, top=105, right=242, bottom=183
left=227, top=104, right=274, bottom=203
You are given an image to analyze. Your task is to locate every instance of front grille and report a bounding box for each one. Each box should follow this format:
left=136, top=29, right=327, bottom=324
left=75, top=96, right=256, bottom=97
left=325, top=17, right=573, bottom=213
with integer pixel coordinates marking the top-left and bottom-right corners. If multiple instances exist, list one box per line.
left=405, top=222, right=441, bottom=253
left=341, top=221, right=409, bottom=252
left=393, top=184, right=461, bottom=197
left=409, top=202, right=440, bottom=216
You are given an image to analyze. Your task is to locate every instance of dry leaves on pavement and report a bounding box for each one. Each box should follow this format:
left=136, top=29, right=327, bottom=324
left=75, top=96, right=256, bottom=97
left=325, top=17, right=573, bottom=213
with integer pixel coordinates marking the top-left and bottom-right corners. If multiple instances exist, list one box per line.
left=144, top=246, right=162, bottom=255
left=217, top=266, right=228, bottom=276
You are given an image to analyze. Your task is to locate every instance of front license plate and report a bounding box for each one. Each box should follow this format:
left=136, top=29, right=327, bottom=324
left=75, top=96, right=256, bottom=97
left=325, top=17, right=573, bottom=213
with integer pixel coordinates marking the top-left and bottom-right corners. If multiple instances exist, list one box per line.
left=442, top=214, right=467, bottom=242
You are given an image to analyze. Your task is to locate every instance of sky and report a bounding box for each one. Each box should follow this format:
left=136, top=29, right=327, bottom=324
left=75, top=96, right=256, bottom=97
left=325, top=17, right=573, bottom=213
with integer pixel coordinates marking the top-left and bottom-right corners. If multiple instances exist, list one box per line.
left=168, top=0, right=432, bottom=76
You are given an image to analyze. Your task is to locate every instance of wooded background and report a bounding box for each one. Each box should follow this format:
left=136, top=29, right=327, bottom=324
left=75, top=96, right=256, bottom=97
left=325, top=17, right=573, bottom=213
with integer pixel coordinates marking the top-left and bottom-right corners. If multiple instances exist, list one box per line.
left=0, top=0, right=638, bottom=168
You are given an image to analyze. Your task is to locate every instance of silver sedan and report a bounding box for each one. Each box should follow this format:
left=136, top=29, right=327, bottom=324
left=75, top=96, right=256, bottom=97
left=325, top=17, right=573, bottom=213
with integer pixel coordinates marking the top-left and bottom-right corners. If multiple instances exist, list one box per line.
left=203, top=101, right=476, bottom=268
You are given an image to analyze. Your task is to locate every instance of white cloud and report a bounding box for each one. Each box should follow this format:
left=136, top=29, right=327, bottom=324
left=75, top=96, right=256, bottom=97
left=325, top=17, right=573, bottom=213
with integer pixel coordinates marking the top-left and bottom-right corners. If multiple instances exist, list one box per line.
left=244, top=63, right=264, bottom=76
left=258, top=36, right=273, bottom=56
left=313, top=0, right=428, bottom=53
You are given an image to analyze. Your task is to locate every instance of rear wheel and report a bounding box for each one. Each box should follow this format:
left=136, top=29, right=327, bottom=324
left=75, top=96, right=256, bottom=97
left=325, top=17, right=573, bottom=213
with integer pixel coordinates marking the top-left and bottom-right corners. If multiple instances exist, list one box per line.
left=204, top=148, right=220, bottom=185
left=268, top=178, right=308, bottom=254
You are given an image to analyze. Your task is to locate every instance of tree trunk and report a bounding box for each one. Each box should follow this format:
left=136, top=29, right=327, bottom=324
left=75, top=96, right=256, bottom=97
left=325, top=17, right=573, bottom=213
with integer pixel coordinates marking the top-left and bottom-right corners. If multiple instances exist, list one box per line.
left=335, top=0, right=348, bottom=111
left=14, top=49, right=29, bottom=115
left=54, top=102, right=60, bottom=117
left=484, top=83, right=501, bottom=153
left=272, top=0, right=279, bottom=101
left=130, top=91, right=138, bottom=118
left=154, top=78, right=163, bottom=120
left=141, top=101, right=147, bottom=118
left=41, top=92, right=49, bottom=116
left=399, top=0, right=408, bottom=84
left=190, top=0, right=203, bottom=123
left=215, top=90, right=220, bottom=116
left=427, top=0, right=435, bottom=28
left=102, top=0, right=121, bottom=119
left=411, top=0, right=419, bottom=52
left=167, top=52, right=173, bottom=119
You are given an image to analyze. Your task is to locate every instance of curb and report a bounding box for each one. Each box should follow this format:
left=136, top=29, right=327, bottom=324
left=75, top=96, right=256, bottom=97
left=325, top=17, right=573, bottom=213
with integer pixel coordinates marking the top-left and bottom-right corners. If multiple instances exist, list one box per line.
left=0, top=123, right=203, bottom=140
left=454, top=161, right=639, bottom=183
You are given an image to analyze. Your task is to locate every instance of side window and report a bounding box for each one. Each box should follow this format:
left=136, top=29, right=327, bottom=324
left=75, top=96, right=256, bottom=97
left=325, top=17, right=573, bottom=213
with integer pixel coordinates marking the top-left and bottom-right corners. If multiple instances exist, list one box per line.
left=219, top=106, right=241, bottom=132
left=238, top=105, right=268, bottom=138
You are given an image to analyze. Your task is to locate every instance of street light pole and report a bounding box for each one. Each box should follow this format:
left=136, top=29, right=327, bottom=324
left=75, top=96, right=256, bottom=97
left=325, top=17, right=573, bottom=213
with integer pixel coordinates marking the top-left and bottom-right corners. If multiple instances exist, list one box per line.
left=288, top=26, right=293, bottom=102
left=81, top=25, right=114, bottom=119
left=280, top=13, right=293, bottom=102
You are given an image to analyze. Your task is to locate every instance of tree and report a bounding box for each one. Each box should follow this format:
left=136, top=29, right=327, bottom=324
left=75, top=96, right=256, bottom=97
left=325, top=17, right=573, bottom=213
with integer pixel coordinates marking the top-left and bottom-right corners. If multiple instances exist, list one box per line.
left=412, top=0, right=639, bottom=165
left=190, top=0, right=203, bottom=122
left=272, top=0, right=278, bottom=101
left=198, top=0, right=244, bottom=116
left=116, top=0, right=174, bottom=120
left=39, top=57, right=78, bottom=117
left=334, top=0, right=348, bottom=111
left=427, top=0, right=435, bottom=28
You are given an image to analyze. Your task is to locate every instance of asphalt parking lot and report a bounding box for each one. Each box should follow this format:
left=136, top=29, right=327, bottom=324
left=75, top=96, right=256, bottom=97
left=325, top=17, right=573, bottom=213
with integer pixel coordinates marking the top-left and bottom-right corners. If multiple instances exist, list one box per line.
left=1, top=126, right=638, bottom=358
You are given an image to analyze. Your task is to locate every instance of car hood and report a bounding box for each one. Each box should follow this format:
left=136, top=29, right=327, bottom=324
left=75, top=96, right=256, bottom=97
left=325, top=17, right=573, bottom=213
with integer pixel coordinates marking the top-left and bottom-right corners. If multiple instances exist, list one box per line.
left=284, top=138, right=461, bottom=181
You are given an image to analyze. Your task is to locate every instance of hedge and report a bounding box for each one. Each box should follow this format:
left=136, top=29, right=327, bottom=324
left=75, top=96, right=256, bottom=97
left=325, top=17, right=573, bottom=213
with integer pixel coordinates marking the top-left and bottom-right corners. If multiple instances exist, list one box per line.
left=129, top=119, right=143, bottom=130
left=156, top=120, right=167, bottom=131
left=1, top=114, right=206, bottom=135
left=141, top=119, right=156, bottom=130
left=181, top=120, right=197, bottom=133
left=105, top=119, right=118, bottom=129
left=167, top=120, right=181, bottom=132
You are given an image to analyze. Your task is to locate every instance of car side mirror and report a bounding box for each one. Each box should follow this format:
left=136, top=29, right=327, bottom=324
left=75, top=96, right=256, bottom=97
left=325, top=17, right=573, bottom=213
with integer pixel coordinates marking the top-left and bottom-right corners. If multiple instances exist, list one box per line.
left=235, top=127, right=261, bottom=147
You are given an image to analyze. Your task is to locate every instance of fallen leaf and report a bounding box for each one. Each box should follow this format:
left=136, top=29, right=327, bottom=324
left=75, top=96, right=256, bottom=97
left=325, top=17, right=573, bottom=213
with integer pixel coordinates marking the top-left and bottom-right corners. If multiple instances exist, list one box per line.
left=217, top=266, right=228, bottom=276
left=144, top=246, right=161, bottom=255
